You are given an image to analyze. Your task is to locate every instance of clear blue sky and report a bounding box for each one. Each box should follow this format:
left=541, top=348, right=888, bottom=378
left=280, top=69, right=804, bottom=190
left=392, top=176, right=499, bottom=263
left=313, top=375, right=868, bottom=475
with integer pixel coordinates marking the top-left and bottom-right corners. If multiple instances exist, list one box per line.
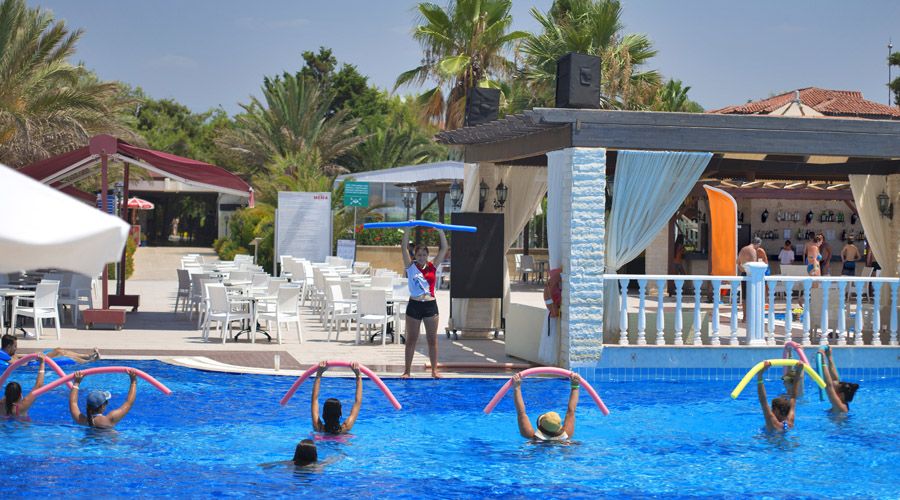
left=30, top=0, right=900, bottom=114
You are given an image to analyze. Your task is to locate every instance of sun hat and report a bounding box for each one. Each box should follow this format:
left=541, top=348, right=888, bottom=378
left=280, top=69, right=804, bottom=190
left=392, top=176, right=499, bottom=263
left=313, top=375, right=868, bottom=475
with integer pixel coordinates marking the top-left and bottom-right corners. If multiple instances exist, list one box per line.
left=86, top=390, right=111, bottom=409
left=534, top=411, right=564, bottom=440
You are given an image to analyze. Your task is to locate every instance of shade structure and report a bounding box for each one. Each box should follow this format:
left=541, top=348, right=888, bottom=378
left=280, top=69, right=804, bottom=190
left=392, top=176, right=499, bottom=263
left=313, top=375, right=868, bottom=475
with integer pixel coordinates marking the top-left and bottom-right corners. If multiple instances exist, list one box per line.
left=126, top=197, right=154, bottom=210
left=0, top=164, right=130, bottom=275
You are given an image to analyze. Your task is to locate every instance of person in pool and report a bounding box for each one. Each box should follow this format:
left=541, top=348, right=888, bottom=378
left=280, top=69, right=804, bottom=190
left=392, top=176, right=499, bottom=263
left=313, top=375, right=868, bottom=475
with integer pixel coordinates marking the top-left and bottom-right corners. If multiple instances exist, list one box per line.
left=512, top=372, right=579, bottom=442
left=819, top=347, right=858, bottom=414
left=0, top=353, right=46, bottom=419
left=68, top=369, right=138, bottom=429
left=311, top=361, right=362, bottom=435
left=0, top=334, right=100, bottom=366
left=293, top=439, right=318, bottom=466
left=757, top=361, right=800, bottom=432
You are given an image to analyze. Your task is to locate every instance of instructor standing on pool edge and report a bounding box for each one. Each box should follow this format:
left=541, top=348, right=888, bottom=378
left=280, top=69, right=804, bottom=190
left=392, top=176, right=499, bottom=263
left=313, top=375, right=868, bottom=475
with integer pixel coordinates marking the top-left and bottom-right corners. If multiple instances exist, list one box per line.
left=401, top=225, right=447, bottom=378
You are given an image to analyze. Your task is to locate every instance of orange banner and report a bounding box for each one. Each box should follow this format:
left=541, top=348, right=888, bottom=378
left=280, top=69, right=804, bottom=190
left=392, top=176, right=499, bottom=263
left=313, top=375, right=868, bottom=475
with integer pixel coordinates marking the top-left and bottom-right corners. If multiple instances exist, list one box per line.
left=703, top=185, right=737, bottom=276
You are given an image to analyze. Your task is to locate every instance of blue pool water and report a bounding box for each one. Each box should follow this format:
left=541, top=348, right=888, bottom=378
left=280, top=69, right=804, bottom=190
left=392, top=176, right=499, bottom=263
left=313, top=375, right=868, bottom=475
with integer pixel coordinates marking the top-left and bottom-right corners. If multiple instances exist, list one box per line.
left=2, top=360, right=899, bottom=498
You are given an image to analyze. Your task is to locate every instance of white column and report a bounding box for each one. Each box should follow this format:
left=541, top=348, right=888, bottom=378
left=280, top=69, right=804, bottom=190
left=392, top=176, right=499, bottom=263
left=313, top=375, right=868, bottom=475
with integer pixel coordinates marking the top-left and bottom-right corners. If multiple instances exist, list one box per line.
left=854, top=281, right=865, bottom=346
left=711, top=279, right=721, bottom=346
left=801, top=279, right=812, bottom=346
left=872, top=283, right=882, bottom=346
left=673, top=279, right=684, bottom=345
left=692, top=279, right=703, bottom=345
left=744, top=262, right=767, bottom=345
left=890, top=281, right=899, bottom=346
left=766, top=281, right=776, bottom=345
left=820, top=283, right=830, bottom=347
left=656, top=279, right=666, bottom=345
left=729, top=279, right=740, bottom=345
left=618, top=278, right=629, bottom=345
left=836, top=281, right=847, bottom=346
left=637, top=279, right=647, bottom=345
left=784, top=281, right=794, bottom=342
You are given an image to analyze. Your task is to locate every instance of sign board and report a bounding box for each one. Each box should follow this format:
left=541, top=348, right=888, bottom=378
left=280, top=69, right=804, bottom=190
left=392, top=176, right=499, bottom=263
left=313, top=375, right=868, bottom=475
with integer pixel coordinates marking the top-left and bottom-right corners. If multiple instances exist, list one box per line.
left=336, top=239, right=356, bottom=263
left=343, top=181, right=369, bottom=207
left=276, top=192, right=332, bottom=263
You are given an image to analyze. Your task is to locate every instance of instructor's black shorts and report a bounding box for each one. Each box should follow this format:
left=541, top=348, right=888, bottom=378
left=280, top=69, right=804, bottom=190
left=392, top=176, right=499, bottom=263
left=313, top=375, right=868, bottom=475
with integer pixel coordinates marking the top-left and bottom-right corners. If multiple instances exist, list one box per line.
left=406, top=299, right=438, bottom=320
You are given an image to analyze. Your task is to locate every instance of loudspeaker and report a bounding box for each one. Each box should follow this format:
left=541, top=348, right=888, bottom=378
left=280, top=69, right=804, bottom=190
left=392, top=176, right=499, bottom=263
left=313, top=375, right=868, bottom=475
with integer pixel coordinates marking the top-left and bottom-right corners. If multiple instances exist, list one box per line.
left=464, top=87, right=500, bottom=126
left=555, top=52, right=601, bottom=109
left=450, top=213, right=504, bottom=299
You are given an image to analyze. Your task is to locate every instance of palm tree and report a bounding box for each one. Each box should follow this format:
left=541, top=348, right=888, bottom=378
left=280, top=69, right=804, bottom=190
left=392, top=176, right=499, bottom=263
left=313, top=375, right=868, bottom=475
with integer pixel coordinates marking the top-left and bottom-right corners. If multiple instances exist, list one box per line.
left=395, top=0, right=528, bottom=129
left=0, top=0, right=134, bottom=166
left=653, top=79, right=703, bottom=112
left=520, top=0, right=661, bottom=110
left=218, top=73, right=363, bottom=180
left=345, top=118, right=446, bottom=172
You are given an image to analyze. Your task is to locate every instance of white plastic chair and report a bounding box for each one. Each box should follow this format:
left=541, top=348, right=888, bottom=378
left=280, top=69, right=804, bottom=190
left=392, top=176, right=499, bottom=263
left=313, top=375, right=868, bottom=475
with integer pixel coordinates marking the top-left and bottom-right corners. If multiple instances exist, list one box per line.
left=325, top=284, right=357, bottom=342
left=203, top=283, right=252, bottom=343
left=250, top=273, right=270, bottom=295
left=370, top=275, right=394, bottom=291
left=189, top=272, right=212, bottom=320
left=13, top=281, right=61, bottom=340
left=355, top=288, right=393, bottom=345
left=257, top=285, right=302, bottom=344
left=57, top=274, right=93, bottom=327
left=196, top=278, right=220, bottom=329
left=519, top=255, right=536, bottom=282
left=174, top=268, right=192, bottom=313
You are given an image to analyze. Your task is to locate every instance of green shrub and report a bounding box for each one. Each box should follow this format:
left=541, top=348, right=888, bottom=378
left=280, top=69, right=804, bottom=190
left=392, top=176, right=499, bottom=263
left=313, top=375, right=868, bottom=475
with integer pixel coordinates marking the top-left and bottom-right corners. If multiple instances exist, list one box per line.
left=106, top=236, right=137, bottom=280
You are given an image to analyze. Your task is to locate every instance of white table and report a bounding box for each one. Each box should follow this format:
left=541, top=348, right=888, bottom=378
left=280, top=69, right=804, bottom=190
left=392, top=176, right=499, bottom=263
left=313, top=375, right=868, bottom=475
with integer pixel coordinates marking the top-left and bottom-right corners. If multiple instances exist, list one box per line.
left=0, top=288, right=35, bottom=334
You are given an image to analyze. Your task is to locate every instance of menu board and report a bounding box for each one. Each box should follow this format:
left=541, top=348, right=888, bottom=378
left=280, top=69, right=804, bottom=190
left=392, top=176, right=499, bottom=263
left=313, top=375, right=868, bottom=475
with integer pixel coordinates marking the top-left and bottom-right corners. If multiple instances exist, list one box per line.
left=275, top=192, right=332, bottom=263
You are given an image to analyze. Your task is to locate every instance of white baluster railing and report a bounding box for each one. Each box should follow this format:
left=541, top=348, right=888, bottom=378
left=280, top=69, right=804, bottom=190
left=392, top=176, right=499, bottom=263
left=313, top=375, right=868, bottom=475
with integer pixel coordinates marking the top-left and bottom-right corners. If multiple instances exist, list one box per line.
left=767, top=282, right=776, bottom=345
left=730, top=278, right=740, bottom=345
left=891, top=282, right=899, bottom=346
left=853, top=281, right=865, bottom=346
left=836, top=281, right=847, bottom=346
left=802, top=279, right=812, bottom=346
left=656, top=279, right=665, bottom=345
left=692, top=279, right=702, bottom=345
left=710, top=279, right=721, bottom=346
left=637, top=279, right=647, bottom=345
left=872, top=283, right=882, bottom=346
left=673, top=279, right=684, bottom=345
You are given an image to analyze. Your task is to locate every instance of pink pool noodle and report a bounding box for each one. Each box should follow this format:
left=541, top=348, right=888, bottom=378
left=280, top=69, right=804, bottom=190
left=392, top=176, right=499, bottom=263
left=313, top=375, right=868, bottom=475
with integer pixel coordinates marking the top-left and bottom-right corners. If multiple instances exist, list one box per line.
left=280, top=361, right=401, bottom=410
left=782, top=341, right=809, bottom=376
left=0, top=353, right=73, bottom=389
left=29, top=366, right=172, bottom=398
left=483, top=367, right=610, bottom=416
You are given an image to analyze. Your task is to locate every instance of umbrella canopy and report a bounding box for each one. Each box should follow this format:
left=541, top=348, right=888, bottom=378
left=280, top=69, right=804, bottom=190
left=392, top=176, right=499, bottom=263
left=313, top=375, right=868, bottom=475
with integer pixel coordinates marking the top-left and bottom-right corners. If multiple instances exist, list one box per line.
left=0, top=164, right=130, bottom=275
left=126, top=197, right=155, bottom=210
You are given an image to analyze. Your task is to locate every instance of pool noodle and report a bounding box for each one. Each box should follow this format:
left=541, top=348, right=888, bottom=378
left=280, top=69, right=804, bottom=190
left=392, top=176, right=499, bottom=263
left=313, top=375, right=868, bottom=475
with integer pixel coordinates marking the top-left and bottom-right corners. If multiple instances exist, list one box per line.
left=362, top=220, right=477, bottom=233
left=730, top=359, right=825, bottom=399
left=0, top=353, right=73, bottom=390
left=482, top=367, right=610, bottom=416
left=29, top=366, right=172, bottom=398
left=280, top=361, right=401, bottom=410
left=781, top=341, right=809, bottom=377
left=815, top=352, right=826, bottom=401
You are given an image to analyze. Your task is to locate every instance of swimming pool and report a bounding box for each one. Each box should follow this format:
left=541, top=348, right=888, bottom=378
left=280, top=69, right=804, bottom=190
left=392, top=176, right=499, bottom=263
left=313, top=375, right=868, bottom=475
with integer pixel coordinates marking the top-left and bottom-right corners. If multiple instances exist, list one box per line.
left=2, top=360, right=898, bottom=498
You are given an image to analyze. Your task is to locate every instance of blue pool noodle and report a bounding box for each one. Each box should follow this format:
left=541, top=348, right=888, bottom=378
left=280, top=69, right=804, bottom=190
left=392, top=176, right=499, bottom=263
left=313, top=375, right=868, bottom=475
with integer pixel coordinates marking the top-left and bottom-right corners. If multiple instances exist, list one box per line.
left=363, top=220, right=477, bottom=232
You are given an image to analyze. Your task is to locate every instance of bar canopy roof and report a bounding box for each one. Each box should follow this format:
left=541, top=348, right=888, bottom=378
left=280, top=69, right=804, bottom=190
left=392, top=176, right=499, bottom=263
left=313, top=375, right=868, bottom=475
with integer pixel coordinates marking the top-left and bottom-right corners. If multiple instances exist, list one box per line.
left=18, top=134, right=252, bottom=198
left=435, top=108, right=900, bottom=182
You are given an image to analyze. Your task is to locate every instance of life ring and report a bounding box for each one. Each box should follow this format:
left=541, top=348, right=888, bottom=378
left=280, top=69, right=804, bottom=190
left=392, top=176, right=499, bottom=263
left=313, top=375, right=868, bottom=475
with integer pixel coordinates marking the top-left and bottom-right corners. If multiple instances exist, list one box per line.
left=483, top=367, right=609, bottom=416
left=29, top=366, right=172, bottom=398
left=730, top=359, right=825, bottom=399
left=0, top=353, right=73, bottom=389
left=280, top=361, right=401, bottom=410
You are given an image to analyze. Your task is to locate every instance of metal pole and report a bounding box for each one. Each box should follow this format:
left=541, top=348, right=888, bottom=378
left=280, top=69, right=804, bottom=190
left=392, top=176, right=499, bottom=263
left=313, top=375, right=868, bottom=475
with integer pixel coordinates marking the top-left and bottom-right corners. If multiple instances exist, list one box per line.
left=353, top=207, right=357, bottom=242
left=119, top=163, right=130, bottom=296
left=101, top=153, right=109, bottom=310
left=890, top=39, right=894, bottom=106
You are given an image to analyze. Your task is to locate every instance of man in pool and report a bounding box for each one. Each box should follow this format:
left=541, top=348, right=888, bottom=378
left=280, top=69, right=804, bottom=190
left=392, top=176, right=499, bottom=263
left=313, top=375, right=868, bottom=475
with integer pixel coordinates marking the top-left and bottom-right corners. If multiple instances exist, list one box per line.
left=512, top=372, right=579, bottom=441
left=757, top=361, right=800, bottom=432
left=311, top=361, right=362, bottom=435
left=68, top=369, right=138, bottom=429
left=819, top=347, right=858, bottom=414
left=0, top=334, right=100, bottom=365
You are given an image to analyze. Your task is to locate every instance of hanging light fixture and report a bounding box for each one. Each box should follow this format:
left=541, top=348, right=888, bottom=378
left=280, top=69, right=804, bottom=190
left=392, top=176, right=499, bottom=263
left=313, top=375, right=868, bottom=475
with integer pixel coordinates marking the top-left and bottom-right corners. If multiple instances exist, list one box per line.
left=493, top=181, right=509, bottom=210
left=877, top=188, right=893, bottom=218
left=449, top=180, right=463, bottom=210
left=479, top=179, right=489, bottom=211
left=401, top=186, right=416, bottom=219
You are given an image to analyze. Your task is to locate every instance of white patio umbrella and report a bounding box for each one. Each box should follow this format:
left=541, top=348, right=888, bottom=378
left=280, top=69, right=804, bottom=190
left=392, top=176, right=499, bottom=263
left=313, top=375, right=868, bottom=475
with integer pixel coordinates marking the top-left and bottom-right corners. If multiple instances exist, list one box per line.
left=0, top=164, right=130, bottom=275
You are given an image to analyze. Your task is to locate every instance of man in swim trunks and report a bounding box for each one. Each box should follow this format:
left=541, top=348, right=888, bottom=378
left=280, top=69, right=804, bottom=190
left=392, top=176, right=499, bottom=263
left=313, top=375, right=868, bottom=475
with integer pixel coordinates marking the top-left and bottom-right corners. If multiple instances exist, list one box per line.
left=840, top=238, right=860, bottom=276
left=737, top=238, right=762, bottom=321
left=0, top=334, right=100, bottom=365
left=512, top=372, right=579, bottom=441
left=757, top=361, right=800, bottom=432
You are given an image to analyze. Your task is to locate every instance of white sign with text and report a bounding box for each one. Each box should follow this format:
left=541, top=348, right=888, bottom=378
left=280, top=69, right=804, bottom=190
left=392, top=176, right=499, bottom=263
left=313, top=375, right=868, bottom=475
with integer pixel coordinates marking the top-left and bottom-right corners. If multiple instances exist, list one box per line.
left=276, top=192, right=332, bottom=263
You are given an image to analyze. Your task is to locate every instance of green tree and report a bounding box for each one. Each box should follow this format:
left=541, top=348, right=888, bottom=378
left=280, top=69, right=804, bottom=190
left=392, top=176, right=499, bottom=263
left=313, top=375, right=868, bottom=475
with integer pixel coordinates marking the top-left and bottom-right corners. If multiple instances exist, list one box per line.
left=0, top=0, right=135, bottom=166
left=890, top=51, right=900, bottom=108
left=345, top=114, right=446, bottom=172
left=653, top=79, right=703, bottom=112
left=520, top=0, right=661, bottom=110
left=131, top=93, right=233, bottom=162
left=395, top=0, right=528, bottom=129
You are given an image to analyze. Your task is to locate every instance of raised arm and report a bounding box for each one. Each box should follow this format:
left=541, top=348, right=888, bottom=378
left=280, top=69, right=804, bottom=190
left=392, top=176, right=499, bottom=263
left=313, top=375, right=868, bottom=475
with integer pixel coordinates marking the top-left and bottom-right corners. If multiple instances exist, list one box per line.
left=825, top=348, right=839, bottom=383
left=107, top=370, right=138, bottom=424
left=342, top=362, right=363, bottom=432
left=512, top=374, right=534, bottom=439
left=820, top=350, right=848, bottom=413
left=786, top=367, right=802, bottom=426
left=311, top=361, right=327, bottom=432
left=401, top=227, right=412, bottom=269
left=434, top=229, right=448, bottom=266
left=756, top=363, right=778, bottom=430
left=68, top=371, right=86, bottom=424
left=20, top=355, right=46, bottom=413
left=562, top=373, right=580, bottom=438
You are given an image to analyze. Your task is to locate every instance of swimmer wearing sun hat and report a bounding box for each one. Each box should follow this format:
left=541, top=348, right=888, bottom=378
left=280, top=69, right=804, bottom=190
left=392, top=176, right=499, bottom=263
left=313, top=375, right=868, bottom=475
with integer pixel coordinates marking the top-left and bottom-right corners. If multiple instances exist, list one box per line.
left=512, top=372, right=579, bottom=442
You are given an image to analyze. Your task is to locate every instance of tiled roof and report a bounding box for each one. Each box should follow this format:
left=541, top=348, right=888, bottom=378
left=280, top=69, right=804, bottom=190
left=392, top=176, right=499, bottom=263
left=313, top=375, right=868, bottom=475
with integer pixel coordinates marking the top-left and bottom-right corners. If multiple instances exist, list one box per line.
left=707, top=87, right=900, bottom=119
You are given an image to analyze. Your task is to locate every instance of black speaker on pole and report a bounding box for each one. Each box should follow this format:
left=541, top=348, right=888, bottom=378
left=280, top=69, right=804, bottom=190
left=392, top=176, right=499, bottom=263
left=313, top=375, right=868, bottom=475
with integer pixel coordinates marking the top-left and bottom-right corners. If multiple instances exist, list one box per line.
left=555, top=52, right=602, bottom=109
left=464, top=87, right=500, bottom=126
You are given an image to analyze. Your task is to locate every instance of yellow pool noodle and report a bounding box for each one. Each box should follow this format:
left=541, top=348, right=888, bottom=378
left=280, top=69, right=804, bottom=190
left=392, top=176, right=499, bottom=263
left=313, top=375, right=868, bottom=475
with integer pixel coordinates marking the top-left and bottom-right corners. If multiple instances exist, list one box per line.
left=730, top=359, right=826, bottom=399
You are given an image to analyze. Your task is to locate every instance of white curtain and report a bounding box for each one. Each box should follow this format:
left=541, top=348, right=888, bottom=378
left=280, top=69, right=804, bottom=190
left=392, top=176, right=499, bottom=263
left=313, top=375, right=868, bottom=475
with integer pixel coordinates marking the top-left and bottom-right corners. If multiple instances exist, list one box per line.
left=603, top=150, right=713, bottom=339
left=538, top=151, right=568, bottom=365
left=452, top=163, right=548, bottom=330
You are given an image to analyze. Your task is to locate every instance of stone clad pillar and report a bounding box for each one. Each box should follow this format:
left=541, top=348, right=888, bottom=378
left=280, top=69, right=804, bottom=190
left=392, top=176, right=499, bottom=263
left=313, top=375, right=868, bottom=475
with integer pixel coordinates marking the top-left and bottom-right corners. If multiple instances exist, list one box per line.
left=548, top=148, right=606, bottom=368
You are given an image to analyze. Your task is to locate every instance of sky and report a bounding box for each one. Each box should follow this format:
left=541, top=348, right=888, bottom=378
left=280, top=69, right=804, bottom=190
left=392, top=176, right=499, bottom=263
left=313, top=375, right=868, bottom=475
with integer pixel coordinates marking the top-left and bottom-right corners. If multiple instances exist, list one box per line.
left=29, top=0, right=900, bottom=115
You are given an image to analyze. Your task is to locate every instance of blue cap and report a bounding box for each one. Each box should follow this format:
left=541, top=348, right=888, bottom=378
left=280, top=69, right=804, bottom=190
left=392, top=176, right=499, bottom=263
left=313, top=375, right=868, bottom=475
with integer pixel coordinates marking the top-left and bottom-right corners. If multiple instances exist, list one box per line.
left=86, top=390, right=111, bottom=409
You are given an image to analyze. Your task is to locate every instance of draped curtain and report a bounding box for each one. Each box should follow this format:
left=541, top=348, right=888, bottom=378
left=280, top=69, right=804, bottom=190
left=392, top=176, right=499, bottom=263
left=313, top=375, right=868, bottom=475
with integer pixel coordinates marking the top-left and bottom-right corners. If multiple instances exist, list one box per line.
left=603, top=150, right=713, bottom=338
left=849, top=174, right=897, bottom=278
left=538, top=151, right=567, bottom=364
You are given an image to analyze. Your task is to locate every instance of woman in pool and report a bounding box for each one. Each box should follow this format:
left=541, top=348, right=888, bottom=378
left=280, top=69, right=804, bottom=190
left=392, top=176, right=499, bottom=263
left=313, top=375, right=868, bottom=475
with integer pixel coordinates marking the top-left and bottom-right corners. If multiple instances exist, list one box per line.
left=512, top=372, right=579, bottom=441
left=0, top=354, right=46, bottom=419
left=311, top=361, right=362, bottom=435
left=819, top=347, right=858, bottom=414
left=757, top=361, right=800, bottom=432
left=400, top=225, right=448, bottom=378
left=68, top=369, right=138, bottom=429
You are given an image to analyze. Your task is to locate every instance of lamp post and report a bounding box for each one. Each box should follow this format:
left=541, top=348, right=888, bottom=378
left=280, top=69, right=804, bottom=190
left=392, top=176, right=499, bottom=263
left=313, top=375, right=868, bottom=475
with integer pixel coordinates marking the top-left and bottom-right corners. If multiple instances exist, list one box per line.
left=493, top=181, right=509, bottom=210
left=401, top=186, right=416, bottom=220
left=449, top=180, right=463, bottom=211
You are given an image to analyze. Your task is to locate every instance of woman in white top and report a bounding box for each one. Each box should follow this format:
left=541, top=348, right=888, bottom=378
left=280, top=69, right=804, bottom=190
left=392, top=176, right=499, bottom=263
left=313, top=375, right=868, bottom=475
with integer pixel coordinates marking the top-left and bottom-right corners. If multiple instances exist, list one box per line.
left=400, top=226, right=447, bottom=378
left=778, top=240, right=795, bottom=266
